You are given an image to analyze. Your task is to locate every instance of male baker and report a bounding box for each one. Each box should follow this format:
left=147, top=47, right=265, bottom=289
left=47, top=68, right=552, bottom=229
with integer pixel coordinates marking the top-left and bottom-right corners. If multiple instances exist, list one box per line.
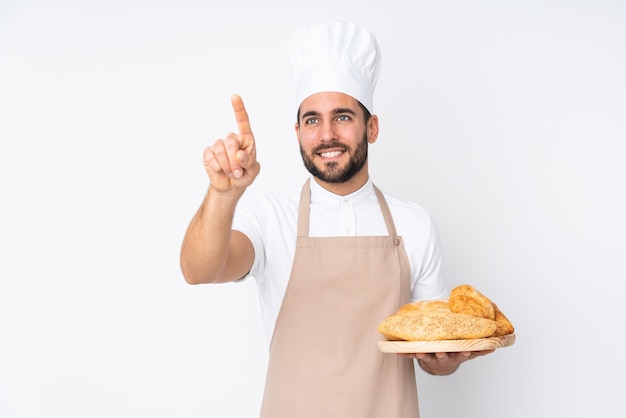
left=181, top=21, right=492, bottom=417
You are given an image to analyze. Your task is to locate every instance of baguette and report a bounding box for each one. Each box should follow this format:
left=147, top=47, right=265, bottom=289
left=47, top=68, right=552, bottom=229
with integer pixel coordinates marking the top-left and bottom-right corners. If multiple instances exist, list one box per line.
left=378, top=310, right=498, bottom=341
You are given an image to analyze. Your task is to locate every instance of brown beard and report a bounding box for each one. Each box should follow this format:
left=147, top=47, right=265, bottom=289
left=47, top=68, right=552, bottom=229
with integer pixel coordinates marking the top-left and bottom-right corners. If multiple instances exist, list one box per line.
left=299, top=132, right=368, bottom=184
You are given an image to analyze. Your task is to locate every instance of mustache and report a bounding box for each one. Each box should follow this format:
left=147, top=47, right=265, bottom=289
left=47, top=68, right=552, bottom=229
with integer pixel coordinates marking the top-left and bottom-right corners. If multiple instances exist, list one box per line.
left=312, top=141, right=348, bottom=154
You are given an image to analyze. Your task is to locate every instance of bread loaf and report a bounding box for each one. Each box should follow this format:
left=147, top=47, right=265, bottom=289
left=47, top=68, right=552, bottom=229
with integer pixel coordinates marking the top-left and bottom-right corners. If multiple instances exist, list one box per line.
left=491, top=302, right=515, bottom=336
left=398, top=299, right=450, bottom=313
left=377, top=284, right=514, bottom=341
left=449, top=284, right=495, bottom=320
left=378, top=310, right=497, bottom=341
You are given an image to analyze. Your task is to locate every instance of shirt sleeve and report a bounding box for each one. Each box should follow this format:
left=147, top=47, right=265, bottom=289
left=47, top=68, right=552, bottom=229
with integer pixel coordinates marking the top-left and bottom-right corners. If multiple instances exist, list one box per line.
left=231, top=194, right=266, bottom=282
left=410, top=216, right=447, bottom=301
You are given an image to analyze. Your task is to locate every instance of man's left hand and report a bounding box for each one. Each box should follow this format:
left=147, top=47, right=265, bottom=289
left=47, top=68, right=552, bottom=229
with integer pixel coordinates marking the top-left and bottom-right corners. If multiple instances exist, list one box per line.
left=398, top=349, right=495, bottom=376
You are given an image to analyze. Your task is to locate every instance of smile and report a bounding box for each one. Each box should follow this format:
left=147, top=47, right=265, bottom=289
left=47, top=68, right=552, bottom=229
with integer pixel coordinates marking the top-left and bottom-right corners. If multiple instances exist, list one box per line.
left=319, top=150, right=344, bottom=158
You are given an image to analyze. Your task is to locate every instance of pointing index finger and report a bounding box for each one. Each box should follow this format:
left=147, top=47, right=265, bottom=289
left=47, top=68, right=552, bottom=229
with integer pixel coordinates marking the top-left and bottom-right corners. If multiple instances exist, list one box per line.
left=231, top=94, right=254, bottom=146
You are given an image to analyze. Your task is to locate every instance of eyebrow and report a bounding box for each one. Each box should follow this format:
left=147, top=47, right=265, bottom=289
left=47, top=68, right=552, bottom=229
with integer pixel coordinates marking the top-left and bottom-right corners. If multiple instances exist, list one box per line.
left=301, top=108, right=357, bottom=120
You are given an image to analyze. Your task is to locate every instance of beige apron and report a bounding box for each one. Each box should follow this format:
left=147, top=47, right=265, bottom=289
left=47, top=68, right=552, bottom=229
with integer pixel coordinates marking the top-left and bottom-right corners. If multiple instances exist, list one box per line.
left=260, top=179, right=419, bottom=418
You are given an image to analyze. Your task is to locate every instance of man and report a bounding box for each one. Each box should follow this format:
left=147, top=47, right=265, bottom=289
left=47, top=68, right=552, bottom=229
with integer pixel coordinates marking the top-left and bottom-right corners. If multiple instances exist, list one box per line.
left=180, top=21, right=492, bottom=417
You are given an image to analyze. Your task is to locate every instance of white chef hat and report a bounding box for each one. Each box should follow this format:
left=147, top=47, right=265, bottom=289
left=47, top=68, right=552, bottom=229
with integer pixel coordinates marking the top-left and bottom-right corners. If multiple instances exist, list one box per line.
left=287, top=21, right=382, bottom=114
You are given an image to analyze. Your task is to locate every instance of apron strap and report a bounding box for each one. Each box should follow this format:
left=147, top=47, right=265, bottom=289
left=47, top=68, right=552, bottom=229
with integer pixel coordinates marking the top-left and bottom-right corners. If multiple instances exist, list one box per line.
left=373, top=185, right=399, bottom=238
left=296, top=179, right=312, bottom=238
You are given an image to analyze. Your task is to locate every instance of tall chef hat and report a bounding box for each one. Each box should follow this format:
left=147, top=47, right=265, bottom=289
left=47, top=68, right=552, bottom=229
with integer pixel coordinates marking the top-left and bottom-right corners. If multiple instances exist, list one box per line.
left=287, top=21, right=382, bottom=114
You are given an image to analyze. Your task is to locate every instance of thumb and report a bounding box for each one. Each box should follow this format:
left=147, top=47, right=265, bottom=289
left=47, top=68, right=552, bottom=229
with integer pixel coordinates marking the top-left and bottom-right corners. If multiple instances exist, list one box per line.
left=236, top=149, right=250, bottom=166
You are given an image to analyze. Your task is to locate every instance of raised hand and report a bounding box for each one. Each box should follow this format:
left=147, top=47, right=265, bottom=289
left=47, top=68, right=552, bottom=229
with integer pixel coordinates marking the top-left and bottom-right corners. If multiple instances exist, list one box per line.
left=202, top=94, right=261, bottom=192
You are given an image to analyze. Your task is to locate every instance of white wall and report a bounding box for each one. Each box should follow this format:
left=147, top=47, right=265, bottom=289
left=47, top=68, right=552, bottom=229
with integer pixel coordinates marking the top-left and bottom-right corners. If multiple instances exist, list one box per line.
left=1, top=1, right=624, bottom=417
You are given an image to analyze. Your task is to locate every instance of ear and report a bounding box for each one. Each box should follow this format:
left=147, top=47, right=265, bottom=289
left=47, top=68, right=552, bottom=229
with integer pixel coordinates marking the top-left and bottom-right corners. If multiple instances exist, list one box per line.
left=294, top=122, right=300, bottom=142
left=367, top=115, right=379, bottom=144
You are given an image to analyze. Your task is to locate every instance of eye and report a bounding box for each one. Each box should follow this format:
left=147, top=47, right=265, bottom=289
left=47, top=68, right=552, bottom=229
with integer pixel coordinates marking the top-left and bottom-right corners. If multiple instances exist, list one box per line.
left=336, top=114, right=351, bottom=122
left=304, top=117, right=319, bottom=125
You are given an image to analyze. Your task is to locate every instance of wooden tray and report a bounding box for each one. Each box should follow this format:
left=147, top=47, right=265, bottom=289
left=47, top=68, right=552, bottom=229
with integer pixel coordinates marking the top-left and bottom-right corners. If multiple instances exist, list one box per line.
left=378, top=334, right=515, bottom=353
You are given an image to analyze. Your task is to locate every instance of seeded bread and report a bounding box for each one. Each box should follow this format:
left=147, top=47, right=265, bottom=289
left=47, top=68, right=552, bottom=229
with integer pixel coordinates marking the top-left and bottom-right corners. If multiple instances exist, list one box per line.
left=378, top=310, right=498, bottom=341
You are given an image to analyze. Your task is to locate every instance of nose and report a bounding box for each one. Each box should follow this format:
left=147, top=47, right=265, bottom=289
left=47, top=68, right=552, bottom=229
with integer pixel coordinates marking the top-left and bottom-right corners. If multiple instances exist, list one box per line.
left=319, top=120, right=337, bottom=142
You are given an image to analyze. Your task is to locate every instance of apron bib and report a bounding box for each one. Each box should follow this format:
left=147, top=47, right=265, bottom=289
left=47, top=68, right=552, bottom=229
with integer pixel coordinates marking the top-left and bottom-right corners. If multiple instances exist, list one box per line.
left=260, top=179, right=419, bottom=418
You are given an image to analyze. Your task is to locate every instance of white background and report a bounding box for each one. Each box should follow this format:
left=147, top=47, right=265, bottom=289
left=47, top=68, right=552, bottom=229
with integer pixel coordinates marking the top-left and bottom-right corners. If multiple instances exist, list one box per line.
left=1, top=1, right=625, bottom=417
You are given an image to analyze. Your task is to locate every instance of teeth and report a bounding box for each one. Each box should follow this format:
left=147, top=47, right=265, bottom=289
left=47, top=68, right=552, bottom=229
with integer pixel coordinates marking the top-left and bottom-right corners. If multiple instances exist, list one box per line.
left=320, top=150, right=343, bottom=158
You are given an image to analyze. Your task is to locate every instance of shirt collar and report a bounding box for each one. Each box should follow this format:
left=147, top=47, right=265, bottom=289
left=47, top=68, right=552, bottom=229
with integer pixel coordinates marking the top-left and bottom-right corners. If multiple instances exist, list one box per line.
left=309, top=176, right=375, bottom=207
